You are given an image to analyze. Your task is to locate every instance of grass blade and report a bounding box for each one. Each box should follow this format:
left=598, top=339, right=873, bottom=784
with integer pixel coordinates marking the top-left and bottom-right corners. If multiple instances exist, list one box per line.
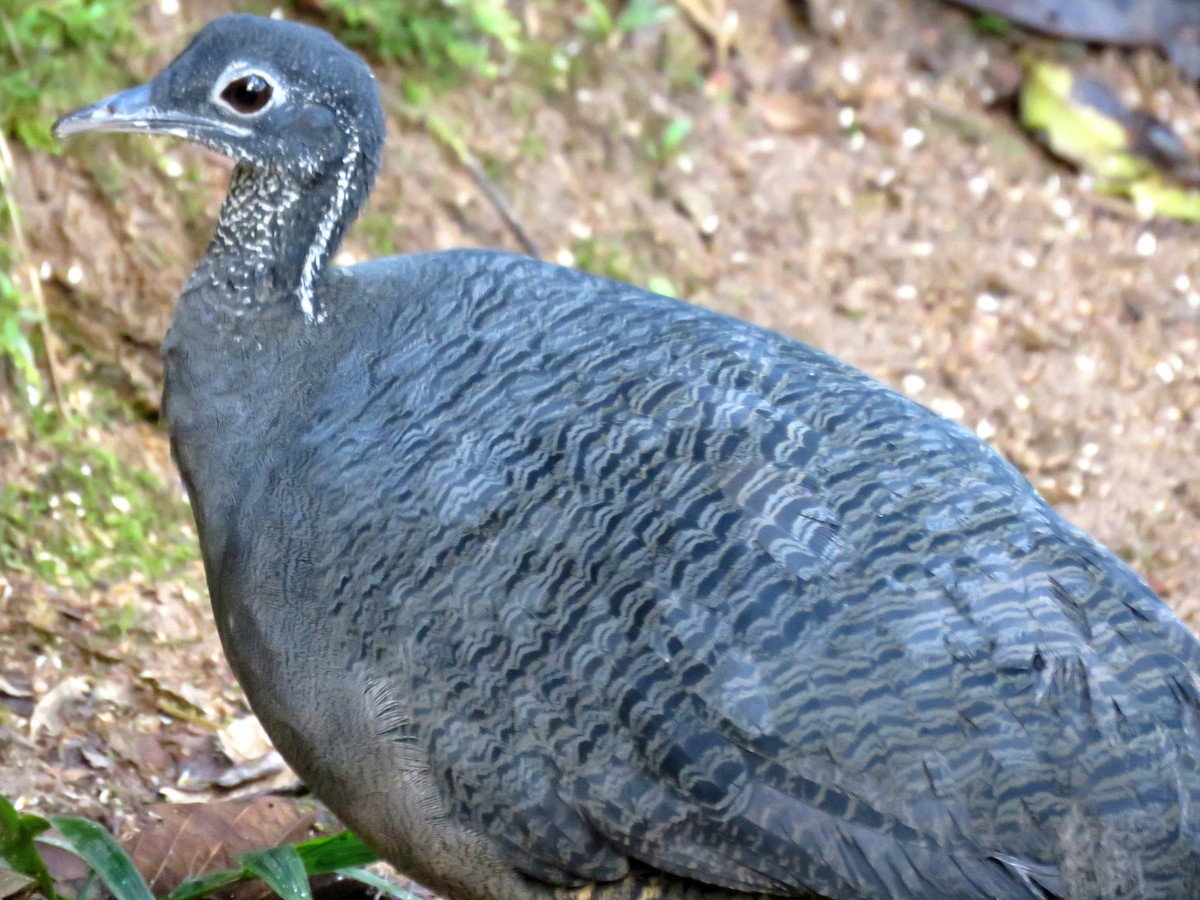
left=239, top=844, right=312, bottom=900
left=48, top=816, right=153, bottom=900
left=337, top=865, right=424, bottom=899
left=163, top=868, right=244, bottom=900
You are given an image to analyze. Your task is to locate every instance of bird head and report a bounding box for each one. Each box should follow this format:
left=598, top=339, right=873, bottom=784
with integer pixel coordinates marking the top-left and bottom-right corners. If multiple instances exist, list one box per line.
left=53, top=14, right=384, bottom=182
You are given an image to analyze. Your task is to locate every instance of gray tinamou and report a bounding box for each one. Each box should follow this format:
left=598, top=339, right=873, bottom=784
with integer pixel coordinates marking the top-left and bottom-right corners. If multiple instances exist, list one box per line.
left=54, top=14, right=1200, bottom=900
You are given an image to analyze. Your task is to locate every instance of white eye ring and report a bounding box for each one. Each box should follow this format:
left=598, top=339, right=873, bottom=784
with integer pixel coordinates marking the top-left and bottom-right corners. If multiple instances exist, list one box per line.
left=211, top=61, right=285, bottom=117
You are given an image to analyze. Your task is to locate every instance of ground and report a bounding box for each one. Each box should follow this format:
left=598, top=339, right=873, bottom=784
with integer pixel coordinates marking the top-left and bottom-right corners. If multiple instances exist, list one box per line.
left=1, top=0, right=1198, bottom=895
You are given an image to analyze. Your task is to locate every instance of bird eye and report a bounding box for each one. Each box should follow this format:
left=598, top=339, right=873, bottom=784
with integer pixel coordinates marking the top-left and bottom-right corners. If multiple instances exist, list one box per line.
left=220, top=74, right=273, bottom=115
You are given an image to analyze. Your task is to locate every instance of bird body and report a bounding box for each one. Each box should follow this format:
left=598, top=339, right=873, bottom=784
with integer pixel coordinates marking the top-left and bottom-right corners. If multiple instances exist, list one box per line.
left=55, top=15, right=1200, bottom=900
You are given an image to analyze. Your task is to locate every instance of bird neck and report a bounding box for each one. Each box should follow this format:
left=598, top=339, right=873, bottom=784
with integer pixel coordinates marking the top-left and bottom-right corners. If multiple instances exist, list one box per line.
left=189, top=138, right=367, bottom=322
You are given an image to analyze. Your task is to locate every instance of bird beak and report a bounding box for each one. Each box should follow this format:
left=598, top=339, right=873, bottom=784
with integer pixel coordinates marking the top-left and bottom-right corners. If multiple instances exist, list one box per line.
left=53, top=83, right=250, bottom=141
left=53, top=84, right=163, bottom=139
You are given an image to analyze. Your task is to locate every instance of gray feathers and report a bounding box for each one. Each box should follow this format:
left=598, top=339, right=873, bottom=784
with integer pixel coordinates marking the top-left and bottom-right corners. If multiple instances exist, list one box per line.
left=168, top=248, right=1200, bottom=898
left=59, top=13, right=1200, bottom=899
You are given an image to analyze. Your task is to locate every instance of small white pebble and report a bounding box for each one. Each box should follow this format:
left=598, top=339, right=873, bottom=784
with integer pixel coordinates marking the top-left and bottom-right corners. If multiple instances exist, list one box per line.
left=837, top=107, right=856, bottom=129
left=874, top=168, right=896, bottom=188
left=269, top=7, right=284, bottom=19
left=48, top=496, right=60, bottom=509
left=163, top=157, right=183, bottom=178
left=66, top=264, right=83, bottom=285
left=840, top=58, right=862, bottom=84
left=675, top=155, right=695, bottom=175
left=1075, top=354, right=1096, bottom=376
left=1051, top=197, right=1072, bottom=219
left=901, top=127, right=924, bottom=149
left=910, top=242, right=933, bottom=258
left=975, top=418, right=997, bottom=440
left=699, top=214, right=719, bottom=236
left=968, top=175, right=989, bottom=198
left=1082, top=443, right=1100, bottom=458
left=1136, top=232, right=1157, bottom=257
left=39, top=261, right=52, bottom=280
left=830, top=7, right=847, bottom=29
left=1155, top=361, right=1176, bottom=383
left=333, top=250, right=356, bottom=266
left=930, top=398, right=965, bottom=421
left=1014, top=393, right=1031, bottom=411
left=730, top=251, right=748, bottom=265
left=555, top=249, right=576, bottom=267
left=79, top=462, right=92, bottom=476
left=1016, top=249, right=1038, bottom=269
left=1174, top=274, right=1191, bottom=292
left=159, top=0, right=179, bottom=13
left=111, top=495, right=132, bottom=514
left=901, top=373, right=926, bottom=395
left=895, top=284, right=917, bottom=301
left=788, top=46, right=812, bottom=64
left=1134, top=194, right=1158, bottom=219
left=848, top=131, right=866, bottom=152
left=568, top=221, right=592, bottom=241
left=576, top=88, right=593, bottom=104
left=975, top=292, right=1000, bottom=313
left=64, top=491, right=82, bottom=507
left=1188, top=292, right=1200, bottom=310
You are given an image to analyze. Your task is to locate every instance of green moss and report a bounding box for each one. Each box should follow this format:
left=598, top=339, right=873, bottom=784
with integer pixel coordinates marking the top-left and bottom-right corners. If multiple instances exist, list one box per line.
left=354, top=209, right=399, bottom=257
left=570, top=236, right=634, bottom=284
left=0, top=0, right=138, bottom=152
left=301, top=0, right=521, bottom=83
left=0, top=400, right=196, bottom=589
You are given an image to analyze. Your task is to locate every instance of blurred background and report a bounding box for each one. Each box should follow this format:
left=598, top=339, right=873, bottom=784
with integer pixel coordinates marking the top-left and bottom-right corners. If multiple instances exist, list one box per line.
left=0, top=0, right=1197, bottom=894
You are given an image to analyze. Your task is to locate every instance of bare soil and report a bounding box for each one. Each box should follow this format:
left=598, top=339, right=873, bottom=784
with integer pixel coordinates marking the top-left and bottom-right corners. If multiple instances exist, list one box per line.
left=2, top=0, right=1198, bottom=893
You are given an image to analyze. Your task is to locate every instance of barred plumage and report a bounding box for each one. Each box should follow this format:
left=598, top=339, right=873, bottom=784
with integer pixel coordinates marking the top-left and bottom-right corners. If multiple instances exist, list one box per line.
left=55, top=14, right=1200, bottom=900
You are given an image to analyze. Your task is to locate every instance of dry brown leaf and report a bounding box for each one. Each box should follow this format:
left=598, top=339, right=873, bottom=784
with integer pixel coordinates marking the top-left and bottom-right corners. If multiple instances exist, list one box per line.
left=29, top=676, right=90, bottom=739
left=218, top=716, right=274, bottom=764
left=125, top=796, right=319, bottom=895
left=751, top=92, right=827, bottom=134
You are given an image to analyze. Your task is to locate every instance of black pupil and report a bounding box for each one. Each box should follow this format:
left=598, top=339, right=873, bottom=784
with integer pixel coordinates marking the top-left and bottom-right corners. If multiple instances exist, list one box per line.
left=221, top=74, right=272, bottom=113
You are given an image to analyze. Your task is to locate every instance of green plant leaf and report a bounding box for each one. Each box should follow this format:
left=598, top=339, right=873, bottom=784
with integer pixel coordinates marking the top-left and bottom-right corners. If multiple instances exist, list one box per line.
left=163, top=868, right=243, bottom=900
left=47, top=816, right=153, bottom=900
left=0, top=795, right=57, bottom=900
left=616, top=0, right=676, bottom=33
left=972, top=12, right=1012, bottom=36
left=580, top=0, right=614, bottom=37
left=239, top=844, right=312, bottom=900
left=337, top=866, right=424, bottom=899
left=294, top=830, right=379, bottom=873
left=660, top=116, right=693, bottom=154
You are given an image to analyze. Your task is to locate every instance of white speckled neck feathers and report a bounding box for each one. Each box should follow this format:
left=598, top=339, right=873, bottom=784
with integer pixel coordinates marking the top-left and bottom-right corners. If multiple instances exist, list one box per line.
left=187, top=123, right=367, bottom=323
